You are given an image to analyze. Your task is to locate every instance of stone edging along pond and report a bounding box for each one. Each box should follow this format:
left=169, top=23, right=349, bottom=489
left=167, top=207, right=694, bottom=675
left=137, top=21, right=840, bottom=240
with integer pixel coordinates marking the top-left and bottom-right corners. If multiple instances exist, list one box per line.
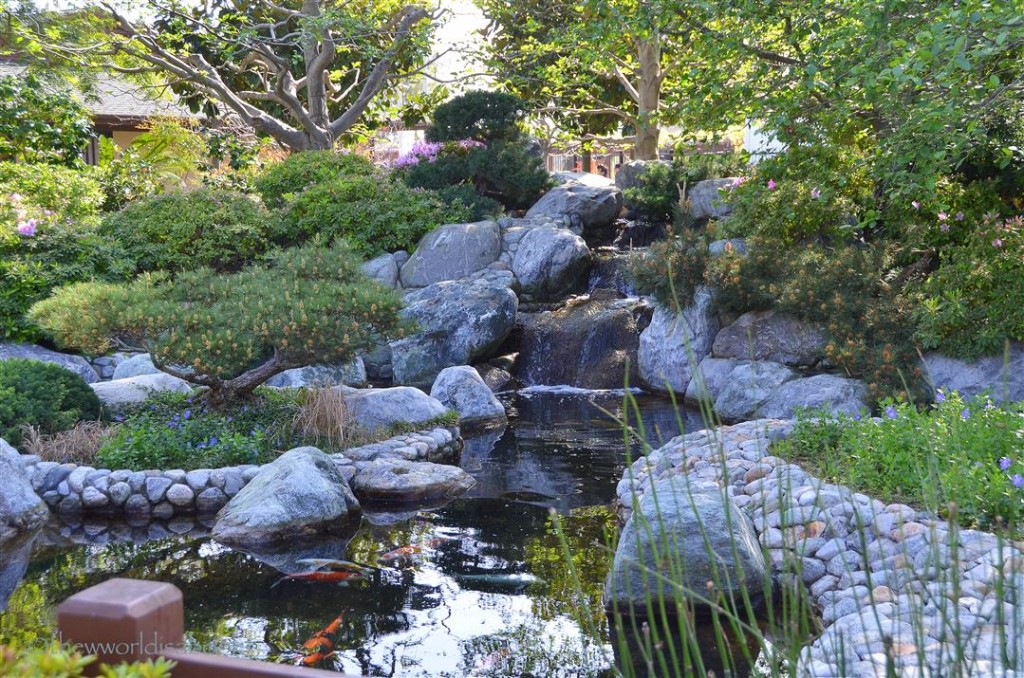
left=616, top=419, right=1024, bottom=677
left=17, top=427, right=462, bottom=519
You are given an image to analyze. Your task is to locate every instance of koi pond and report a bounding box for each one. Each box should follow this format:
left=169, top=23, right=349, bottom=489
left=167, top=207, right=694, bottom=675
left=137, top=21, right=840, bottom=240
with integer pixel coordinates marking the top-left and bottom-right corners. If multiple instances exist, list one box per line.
left=0, top=390, right=706, bottom=676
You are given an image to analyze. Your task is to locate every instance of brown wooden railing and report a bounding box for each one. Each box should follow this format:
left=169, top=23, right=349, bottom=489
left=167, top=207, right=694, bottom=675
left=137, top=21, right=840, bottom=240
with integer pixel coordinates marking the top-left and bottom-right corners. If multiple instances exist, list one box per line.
left=56, top=578, right=358, bottom=677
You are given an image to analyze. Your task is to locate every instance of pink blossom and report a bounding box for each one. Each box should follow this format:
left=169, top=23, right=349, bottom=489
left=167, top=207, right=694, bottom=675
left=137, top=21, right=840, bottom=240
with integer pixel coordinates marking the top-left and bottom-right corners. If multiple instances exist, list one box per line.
left=993, top=238, right=1004, bottom=248
left=938, top=212, right=948, bottom=221
left=810, top=187, right=821, bottom=199
left=912, top=200, right=921, bottom=210
left=17, top=219, right=37, bottom=237
left=766, top=179, right=776, bottom=190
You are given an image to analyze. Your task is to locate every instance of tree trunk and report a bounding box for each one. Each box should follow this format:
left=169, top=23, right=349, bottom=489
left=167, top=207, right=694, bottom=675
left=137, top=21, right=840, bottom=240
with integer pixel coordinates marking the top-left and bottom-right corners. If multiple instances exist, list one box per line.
left=634, top=35, right=662, bottom=161
left=581, top=144, right=592, bottom=173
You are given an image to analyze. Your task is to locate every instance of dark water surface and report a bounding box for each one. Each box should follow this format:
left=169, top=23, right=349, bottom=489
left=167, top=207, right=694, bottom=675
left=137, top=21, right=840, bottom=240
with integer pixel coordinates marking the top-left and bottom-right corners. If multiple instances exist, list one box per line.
left=0, top=391, right=707, bottom=676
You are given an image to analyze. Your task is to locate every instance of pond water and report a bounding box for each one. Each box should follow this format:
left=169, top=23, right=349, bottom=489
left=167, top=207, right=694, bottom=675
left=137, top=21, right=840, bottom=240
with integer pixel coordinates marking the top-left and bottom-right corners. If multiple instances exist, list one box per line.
left=0, top=390, right=709, bottom=676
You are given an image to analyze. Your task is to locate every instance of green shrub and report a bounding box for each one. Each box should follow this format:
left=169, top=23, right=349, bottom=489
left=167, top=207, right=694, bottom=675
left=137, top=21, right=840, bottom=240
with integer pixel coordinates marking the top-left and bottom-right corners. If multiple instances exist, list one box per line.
left=777, top=392, right=1024, bottom=535
left=253, top=150, right=376, bottom=209
left=274, top=176, right=470, bottom=257
left=0, top=359, right=102, bottom=447
left=1, top=193, right=132, bottom=342
left=628, top=225, right=710, bottom=308
left=0, top=640, right=174, bottom=677
left=0, top=74, right=93, bottom=167
left=30, top=240, right=407, bottom=406
left=913, top=214, right=1024, bottom=359
left=98, top=188, right=272, bottom=274
left=435, top=184, right=503, bottom=221
left=98, top=145, right=164, bottom=211
left=0, top=162, right=104, bottom=225
left=425, top=90, right=525, bottom=143
left=622, top=162, right=679, bottom=223
left=705, top=237, right=923, bottom=402
left=97, top=390, right=296, bottom=471
left=672, top=151, right=748, bottom=184
left=722, top=175, right=858, bottom=244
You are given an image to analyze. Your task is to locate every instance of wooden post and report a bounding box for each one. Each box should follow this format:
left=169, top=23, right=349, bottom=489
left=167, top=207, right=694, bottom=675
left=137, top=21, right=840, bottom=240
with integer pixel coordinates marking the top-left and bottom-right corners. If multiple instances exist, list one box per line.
left=57, top=578, right=184, bottom=674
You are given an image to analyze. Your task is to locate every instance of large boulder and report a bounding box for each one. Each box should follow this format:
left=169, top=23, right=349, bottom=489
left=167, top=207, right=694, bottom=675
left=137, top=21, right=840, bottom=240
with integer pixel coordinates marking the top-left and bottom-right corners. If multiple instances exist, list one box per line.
left=687, top=178, right=737, bottom=220
left=430, top=366, right=506, bottom=429
left=90, top=373, right=192, bottom=409
left=922, top=342, right=1024, bottom=403
left=361, top=253, right=401, bottom=289
left=350, top=458, right=476, bottom=504
left=390, top=271, right=519, bottom=387
left=1, top=439, right=49, bottom=545
left=0, top=342, right=98, bottom=384
left=212, top=446, right=360, bottom=548
left=553, top=171, right=615, bottom=187
left=526, top=180, right=623, bottom=233
left=683, top=357, right=746, bottom=406
left=605, top=476, right=769, bottom=615
left=511, top=226, right=591, bottom=301
left=638, top=288, right=720, bottom=395
left=712, top=310, right=828, bottom=367
left=399, top=221, right=502, bottom=288
left=343, top=387, right=448, bottom=433
left=760, top=374, right=869, bottom=419
left=713, top=361, right=799, bottom=422
left=111, top=353, right=158, bottom=379
left=266, top=358, right=368, bottom=389
left=515, top=296, right=649, bottom=389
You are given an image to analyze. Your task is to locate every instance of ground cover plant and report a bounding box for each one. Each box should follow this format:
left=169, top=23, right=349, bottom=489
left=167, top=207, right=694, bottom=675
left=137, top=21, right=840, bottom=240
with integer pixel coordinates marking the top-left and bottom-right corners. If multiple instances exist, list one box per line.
left=777, top=391, right=1024, bottom=535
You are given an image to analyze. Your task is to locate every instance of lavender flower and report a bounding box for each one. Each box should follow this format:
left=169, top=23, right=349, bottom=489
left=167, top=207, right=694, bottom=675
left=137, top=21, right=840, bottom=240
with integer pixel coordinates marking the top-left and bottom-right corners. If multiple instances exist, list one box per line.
left=1000, top=457, right=1013, bottom=472
left=885, top=405, right=899, bottom=419
left=992, top=238, right=1004, bottom=248
left=766, top=179, right=776, bottom=190
left=810, top=187, right=821, bottom=199
left=16, top=219, right=36, bottom=236
left=1014, top=474, right=1024, bottom=489
left=935, top=389, right=946, bottom=403
left=961, top=408, right=971, bottom=421
left=955, top=212, right=965, bottom=221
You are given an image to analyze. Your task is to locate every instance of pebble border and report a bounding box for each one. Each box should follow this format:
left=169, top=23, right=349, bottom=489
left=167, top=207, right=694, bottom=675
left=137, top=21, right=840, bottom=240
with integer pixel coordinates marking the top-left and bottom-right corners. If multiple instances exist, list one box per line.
left=17, top=427, right=461, bottom=519
left=616, top=419, right=1024, bottom=677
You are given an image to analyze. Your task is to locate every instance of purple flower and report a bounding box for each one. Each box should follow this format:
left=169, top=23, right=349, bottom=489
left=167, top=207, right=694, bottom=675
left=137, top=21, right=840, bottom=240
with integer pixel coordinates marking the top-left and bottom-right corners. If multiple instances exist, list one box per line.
left=16, top=220, right=36, bottom=236
left=992, top=238, right=1004, bottom=248
left=113, top=414, right=125, bottom=423
left=729, top=177, right=746, bottom=190
left=810, top=187, right=821, bottom=200
left=885, top=405, right=899, bottom=419
left=208, top=436, right=219, bottom=446
left=912, top=200, right=921, bottom=210
left=853, top=412, right=862, bottom=421
left=935, top=390, right=946, bottom=403
left=955, top=212, right=965, bottom=221
left=1013, top=474, right=1024, bottom=489
left=183, top=409, right=191, bottom=420
left=1000, top=457, right=1013, bottom=472
left=961, top=408, right=971, bottom=421
left=940, top=223, right=950, bottom=233
left=766, top=179, right=777, bottom=190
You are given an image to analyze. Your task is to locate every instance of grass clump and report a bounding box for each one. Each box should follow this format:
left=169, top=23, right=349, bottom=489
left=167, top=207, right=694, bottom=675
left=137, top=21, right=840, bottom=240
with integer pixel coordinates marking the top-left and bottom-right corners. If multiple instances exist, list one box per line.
left=20, top=421, right=115, bottom=465
left=776, top=391, right=1024, bottom=534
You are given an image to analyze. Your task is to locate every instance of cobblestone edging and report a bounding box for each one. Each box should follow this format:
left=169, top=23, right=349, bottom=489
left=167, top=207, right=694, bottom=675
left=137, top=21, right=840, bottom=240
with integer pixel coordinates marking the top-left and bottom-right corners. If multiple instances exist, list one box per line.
left=616, top=419, right=1024, bottom=677
left=17, top=427, right=461, bottom=519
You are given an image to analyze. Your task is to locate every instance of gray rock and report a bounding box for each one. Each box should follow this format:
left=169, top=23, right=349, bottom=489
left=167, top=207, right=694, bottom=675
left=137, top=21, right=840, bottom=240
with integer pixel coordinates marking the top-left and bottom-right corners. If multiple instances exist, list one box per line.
left=391, top=272, right=518, bottom=387
left=475, top=364, right=514, bottom=393
left=81, top=486, right=109, bottom=508
left=0, top=530, right=37, bottom=611
left=165, top=484, right=195, bottom=508
left=760, top=374, right=869, bottom=419
left=922, top=342, right=1024, bottom=403
left=430, top=366, right=506, bottom=428
left=605, top=476, right=769, bottom=614
left=714, top=361, right=800, bottom=422
left=124, top=494, right=151, bottom=515
left=712, top=310, right=828, bottom=367
left=91, top=373, right=192, bottom=409
left=707, top=238, right=747, bottom=257
left=108, top=482, right=131, bottom=506
left=400, top=221, right=501, bottom=288
left=552, top=171, right=615, bottom=187
left=196, top=487, right=228, bottom=514
left=511, top=226, right=591, bottom=302
left=212, top=447, right=360, bottom=548
left=688, top=178, right=737, bottom=220
left=360, top=253, right=400, bottom=289
left=0, top=342, right=98, bottom=383
left=344, top=387, right=448, bottom=433
left=515, top=296, right=648, bottom=389
left=185, top=470, right=211, bottom=491
left=265, top=358, right=367, bottom=389
left=638, top=288, right=720, bottom=396
left=111, top=354, right=159, bottom=379
left=0, top=440, right=49, bottom=544
left=683, top=357, right=745, bottom=406
left=350, top=458, right=476, bottom=504
left=526, top=180, right=623, bottom=233
left=145, top=476, right=173, bottom=503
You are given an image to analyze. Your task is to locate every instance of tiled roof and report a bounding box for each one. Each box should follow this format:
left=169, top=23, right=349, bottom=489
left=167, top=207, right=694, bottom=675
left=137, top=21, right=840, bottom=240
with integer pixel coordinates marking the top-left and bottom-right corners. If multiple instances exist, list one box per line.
left=0, top=62, right=194, bottom=120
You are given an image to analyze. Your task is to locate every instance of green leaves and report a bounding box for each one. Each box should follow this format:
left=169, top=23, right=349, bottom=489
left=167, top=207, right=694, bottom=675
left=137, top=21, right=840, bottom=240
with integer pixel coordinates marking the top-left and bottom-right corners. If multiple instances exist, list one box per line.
left=0, top=74, right=93, bottom=167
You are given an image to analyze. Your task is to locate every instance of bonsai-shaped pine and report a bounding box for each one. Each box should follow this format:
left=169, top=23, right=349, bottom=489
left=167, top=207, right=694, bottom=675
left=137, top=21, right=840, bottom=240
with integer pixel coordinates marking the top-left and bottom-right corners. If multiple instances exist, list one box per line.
left=29, top=240, right=406, bottom=408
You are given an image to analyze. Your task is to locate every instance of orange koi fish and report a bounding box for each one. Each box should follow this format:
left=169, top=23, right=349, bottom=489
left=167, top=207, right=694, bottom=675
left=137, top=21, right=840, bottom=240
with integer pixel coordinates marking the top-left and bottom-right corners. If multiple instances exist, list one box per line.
left=285, top=570, right=365, bottom=584
left=303, top=613, right=345, bottom=652
left=300, top=650, right=334, bottom=667
left=378, top=545, right=422, bottom=563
